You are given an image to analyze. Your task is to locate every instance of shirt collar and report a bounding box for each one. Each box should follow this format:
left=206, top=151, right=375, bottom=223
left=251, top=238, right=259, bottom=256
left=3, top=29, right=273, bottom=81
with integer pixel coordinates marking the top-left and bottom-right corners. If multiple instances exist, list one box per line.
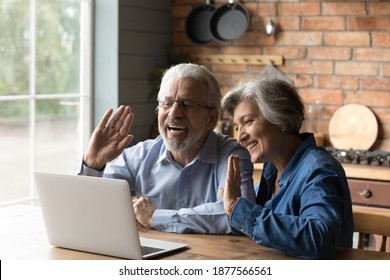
left=156, top=131, right=218, bottom=165
left=196, top=131, right=218, bottom=164
left=155, top=136, right=168, bottom=164
left=279, top=132, right=316, bottom=184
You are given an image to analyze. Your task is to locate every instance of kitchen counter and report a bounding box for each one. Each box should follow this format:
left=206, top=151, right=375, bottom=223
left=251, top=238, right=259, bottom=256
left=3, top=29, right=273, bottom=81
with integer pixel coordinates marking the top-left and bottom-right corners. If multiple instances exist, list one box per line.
left=342, top=164, right=390, bottom=181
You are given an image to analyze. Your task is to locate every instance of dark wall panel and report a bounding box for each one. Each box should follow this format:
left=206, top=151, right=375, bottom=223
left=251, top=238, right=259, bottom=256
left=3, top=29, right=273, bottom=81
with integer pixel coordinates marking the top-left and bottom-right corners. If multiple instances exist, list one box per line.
left=118, top=0, right=172, bottom=144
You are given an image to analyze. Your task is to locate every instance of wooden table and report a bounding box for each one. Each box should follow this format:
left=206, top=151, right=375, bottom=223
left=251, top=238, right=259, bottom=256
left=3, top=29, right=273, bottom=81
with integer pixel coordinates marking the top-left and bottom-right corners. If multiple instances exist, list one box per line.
left=1, top=205, right=390, bottom=260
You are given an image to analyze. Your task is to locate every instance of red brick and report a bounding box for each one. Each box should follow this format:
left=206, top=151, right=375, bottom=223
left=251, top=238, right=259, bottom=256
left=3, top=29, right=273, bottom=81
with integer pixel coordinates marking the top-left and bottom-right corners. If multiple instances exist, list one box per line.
left=382, top=126, right=390, bottom=140
left=373, top=33, right=390, bottom=47
left=278, top=31, right=322, bottom=46
left=322, top=2, right=366, bottom=16
left=375, top=139, right=390, bottom=152
left=233, top=71, right=257, bottom=80
left=213, top=0, right=234, bottom=5
left=263, top=47, right=306, bottom=60
left=305, top=103, right=328, bottom=120
left=325, top=32, right=370, bottom=47
left=292, top=75, right=313, bottom=88
left=173, top=19, right=185, bottom=32
left=308, top=47, right=351, bottom=60
left=172, top=5, right=192, bottom=18
left=213, top=64, right=248, bottom=73
left=223, top=47, right=261, bottom=55
left=316, top=76, right=358, bottom=90
left=291, top=61, right=333, bottom=75
left=355, top=48, right=390, bottom=62
left=278, top=2, right=320, bottom=16
left=361, top=78, right=390, bottom=91
left=172, top=32, right=191, bottom=46
left=379, top=141, right=390, bottom=152
left=348, top=17, right=390, bottom=31
left=275, top=17, right=300, bottom=31
left=250, top=65, right=265, bottom=74
left=245, top=2, right=276, bottom=17
left=186, top=47, right=221, bottom=56
left=335, top=62, right=378, bottom=76
left=250, top=64, right=289, bottom=76
left=215, top=73, right=235, bottom=88
left=299, top=88, right=343, bottom=105
left=302, top=17, right=345, bottom=31
left=175, top=0, right=202, bottom=4
left=170, top=0, right=390, bottom=150
left=377, top=126, right=387, bottom=139
left=317, top=119, right=332, bottom=134
left=235, top=32, right=275, bottom=47
left=345, top=91, right=390, bottom=107
left=230, top=74, right=252, bottom=86
left=322, top=105, right=338, bottom=120
left=374, top=108, right=390, bottom=124
left=368, top=2, right=390, bottom=16
left=382, top=64, right=390, bottom=77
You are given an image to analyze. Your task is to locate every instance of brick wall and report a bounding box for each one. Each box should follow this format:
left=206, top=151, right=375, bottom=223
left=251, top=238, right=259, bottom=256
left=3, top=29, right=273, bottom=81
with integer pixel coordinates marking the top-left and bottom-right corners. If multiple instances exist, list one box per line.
left=171, top=0, right=390, bottom=151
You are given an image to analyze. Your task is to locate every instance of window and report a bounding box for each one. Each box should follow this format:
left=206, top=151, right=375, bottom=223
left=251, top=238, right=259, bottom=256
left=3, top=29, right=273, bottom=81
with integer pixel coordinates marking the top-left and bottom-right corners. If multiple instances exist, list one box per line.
left=0, top=0, right=92, bottom=206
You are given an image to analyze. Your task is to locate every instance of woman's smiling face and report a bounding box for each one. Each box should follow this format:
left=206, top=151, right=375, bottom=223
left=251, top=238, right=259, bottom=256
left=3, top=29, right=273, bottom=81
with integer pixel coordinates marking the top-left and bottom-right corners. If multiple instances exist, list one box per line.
left=233, top=101, right=282, bottom=163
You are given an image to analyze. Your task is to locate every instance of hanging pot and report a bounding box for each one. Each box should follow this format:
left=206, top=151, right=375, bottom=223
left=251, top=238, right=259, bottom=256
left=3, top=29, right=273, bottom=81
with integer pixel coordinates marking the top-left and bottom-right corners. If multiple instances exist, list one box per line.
left=210, top=0, right=249, bottom=41
left=185, top=0, right=216, bottom=44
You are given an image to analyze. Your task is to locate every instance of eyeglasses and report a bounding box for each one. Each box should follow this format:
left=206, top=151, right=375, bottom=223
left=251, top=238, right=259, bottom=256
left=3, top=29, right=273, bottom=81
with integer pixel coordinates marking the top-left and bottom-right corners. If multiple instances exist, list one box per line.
left=158, top=98, right=214, bottom=112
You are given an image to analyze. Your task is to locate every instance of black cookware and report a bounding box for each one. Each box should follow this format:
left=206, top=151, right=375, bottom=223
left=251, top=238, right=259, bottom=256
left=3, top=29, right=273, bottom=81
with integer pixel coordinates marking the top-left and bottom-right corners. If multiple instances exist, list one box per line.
left=185, top=0, right=216, bottom=44
left=209, top=0, right=249, bottom=41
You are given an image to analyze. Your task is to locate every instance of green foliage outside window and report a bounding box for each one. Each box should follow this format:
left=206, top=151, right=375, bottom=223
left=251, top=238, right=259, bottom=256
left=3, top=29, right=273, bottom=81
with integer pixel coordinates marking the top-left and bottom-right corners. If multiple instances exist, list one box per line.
left=0, top=0, right=82, bottom=118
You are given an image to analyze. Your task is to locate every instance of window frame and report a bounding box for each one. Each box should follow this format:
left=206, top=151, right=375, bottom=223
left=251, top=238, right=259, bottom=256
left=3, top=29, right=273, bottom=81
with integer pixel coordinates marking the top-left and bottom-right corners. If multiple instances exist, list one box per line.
left=0, top=0, right=93, bottom=206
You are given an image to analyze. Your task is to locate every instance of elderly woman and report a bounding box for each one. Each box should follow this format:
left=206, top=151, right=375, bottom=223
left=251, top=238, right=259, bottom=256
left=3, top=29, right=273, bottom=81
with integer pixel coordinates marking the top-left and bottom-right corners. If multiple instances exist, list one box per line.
left=220, top=78, right=353, bottom=259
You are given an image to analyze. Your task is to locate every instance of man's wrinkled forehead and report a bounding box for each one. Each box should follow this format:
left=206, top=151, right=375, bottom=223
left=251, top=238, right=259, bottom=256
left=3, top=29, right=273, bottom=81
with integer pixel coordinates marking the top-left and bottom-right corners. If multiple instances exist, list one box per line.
left=159, top=77, right=206, bottom=100
left=158, top=77, right=177, bottom=99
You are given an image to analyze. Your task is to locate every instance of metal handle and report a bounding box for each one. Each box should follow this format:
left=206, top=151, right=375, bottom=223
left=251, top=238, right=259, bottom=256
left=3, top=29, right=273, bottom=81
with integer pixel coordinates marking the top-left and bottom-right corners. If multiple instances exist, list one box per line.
left=359, top=189, right=372, bottom=199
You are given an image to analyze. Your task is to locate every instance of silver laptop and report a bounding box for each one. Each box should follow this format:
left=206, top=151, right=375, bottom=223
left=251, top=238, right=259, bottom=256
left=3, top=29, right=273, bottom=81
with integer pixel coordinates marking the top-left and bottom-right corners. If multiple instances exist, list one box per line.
left=34, top=171, right=188, bottom=259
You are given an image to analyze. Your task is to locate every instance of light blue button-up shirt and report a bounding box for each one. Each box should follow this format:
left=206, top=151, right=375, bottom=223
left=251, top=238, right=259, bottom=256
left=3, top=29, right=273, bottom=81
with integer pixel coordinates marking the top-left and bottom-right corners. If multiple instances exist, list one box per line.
left=229, top=133, right=353, bottom=259
left=79, top=131, right=255, bottom=234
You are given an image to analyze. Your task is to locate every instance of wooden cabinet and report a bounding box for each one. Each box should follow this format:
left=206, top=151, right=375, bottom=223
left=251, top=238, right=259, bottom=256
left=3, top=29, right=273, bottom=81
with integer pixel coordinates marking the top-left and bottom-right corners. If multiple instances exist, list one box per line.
left=348, top=179, right=390, bottom=209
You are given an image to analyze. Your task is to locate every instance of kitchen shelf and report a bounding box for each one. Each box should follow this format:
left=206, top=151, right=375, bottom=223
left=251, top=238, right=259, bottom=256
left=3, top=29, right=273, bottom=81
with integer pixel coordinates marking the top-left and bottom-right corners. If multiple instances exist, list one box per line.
left=342, top=164, right=390, bottom=182
left=192, top=55, right=283, bottom=66
left=254, top=163, right=390, bottom=182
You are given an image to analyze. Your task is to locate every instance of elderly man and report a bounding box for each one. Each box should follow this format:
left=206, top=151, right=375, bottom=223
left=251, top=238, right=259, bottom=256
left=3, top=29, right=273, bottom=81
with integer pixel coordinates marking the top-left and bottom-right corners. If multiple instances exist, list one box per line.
left=79, top=63, right=255, bottom=234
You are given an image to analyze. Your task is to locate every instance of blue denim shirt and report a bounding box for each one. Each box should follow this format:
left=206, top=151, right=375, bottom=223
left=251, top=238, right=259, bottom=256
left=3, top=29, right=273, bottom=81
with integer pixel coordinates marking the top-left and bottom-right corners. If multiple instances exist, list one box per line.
left=229, top=133, right=353, bottom=259
left=79, top=131, right=255, bottom=234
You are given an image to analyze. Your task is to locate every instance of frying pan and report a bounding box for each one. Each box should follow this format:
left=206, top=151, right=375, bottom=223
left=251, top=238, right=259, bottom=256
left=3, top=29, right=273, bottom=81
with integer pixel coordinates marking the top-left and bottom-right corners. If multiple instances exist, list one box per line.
left=328, top=104, right=378, bottom=150
left=185, top=0, right=216, bottom=44
left=210, top=0, right=249, bottom=41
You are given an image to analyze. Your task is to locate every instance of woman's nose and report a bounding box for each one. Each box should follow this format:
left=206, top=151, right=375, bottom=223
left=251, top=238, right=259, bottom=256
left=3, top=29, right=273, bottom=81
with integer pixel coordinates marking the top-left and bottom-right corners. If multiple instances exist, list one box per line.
left=237, top=128, right=248, bottom=143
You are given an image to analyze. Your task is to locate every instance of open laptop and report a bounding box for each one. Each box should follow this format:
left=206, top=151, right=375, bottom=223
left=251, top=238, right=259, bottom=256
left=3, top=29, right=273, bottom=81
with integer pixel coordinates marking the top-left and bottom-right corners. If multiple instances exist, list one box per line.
left=34, top=171, right=188, bottom=259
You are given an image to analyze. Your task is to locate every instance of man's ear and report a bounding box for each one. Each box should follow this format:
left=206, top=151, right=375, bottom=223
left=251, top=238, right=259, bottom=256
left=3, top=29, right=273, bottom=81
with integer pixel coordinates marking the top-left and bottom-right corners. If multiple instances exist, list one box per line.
left=207, top=109, right=219, bottom=130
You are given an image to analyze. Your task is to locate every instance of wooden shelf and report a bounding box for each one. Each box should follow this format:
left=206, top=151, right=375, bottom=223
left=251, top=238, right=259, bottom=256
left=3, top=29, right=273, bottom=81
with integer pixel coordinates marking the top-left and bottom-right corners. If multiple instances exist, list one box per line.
left=342, top=164, right=390, bottom=181
left=192, top=55, right=283, bottom=65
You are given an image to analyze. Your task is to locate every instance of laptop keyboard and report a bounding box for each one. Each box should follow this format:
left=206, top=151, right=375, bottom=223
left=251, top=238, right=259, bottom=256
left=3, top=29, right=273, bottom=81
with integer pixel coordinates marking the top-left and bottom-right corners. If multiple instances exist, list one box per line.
left=141, top=245, right=165, bottom=256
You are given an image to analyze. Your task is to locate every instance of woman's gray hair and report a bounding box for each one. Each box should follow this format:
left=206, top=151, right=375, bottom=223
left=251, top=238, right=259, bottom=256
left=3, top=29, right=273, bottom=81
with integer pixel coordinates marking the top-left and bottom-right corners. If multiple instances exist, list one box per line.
left=158, top=63, right=221, bottom=112
left=222, top=78, right=305, bottom=134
